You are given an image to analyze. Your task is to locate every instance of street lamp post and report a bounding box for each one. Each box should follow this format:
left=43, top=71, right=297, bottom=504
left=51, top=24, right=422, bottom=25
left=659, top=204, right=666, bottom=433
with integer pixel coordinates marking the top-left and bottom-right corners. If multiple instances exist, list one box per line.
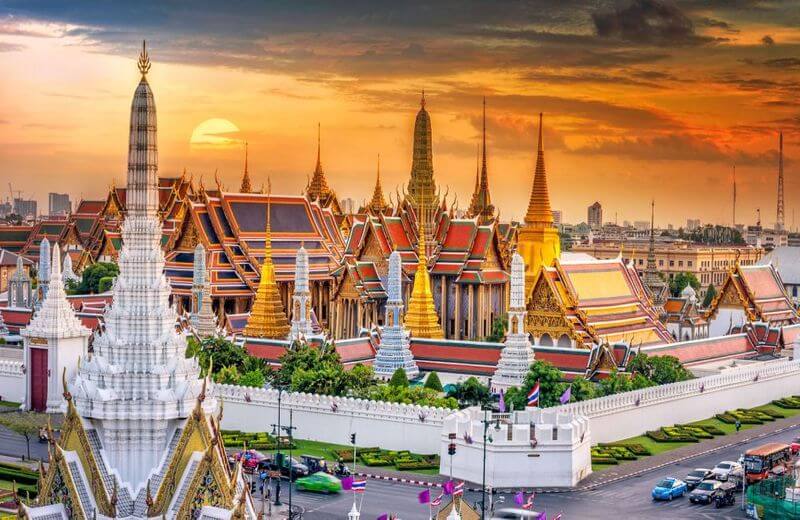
left=480, top=410, right=500, bottom=519
left=270, top=385, right=287, bottom=507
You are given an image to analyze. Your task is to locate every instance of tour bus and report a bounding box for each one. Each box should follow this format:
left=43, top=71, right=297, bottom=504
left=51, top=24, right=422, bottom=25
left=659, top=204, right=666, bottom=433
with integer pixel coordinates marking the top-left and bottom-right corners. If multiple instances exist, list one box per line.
left=743, top=443, right=792, bottom=483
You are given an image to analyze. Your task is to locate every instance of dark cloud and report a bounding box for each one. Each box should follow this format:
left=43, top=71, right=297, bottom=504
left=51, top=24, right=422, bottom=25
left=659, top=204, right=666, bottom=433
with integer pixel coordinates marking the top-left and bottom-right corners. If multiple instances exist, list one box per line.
left=592, top=0, right=718, bottom=45
left=761, top=35, right=775, bottom=45
left=696, top=17, right=738, bottom=32
left=763, top=57, right=800, bottom=69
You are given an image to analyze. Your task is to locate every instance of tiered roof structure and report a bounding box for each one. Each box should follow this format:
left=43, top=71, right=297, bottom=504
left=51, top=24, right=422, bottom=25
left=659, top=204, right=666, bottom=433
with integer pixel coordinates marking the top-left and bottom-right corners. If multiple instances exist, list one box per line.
left=516, top=113, right=560, bottom=286
left=239, top=142, right=252, bottom=194
left=406, top=93, right=440, bottom=246
left=526, top=257, right=673, bottom=348
left=366, top=155, right=388, bottom=215
left=28, top=43, right=255, bottom=519
left=305, top=124, right=340, bottom=212
left=243, top=194, right=291, bottom=339
left=641, top=201, right=668, bottom=314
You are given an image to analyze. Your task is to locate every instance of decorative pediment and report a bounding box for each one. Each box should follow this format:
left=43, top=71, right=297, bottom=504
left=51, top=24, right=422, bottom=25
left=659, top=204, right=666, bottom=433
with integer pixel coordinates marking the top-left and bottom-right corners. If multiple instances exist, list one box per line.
left=525, top=274, right=573, bottom=340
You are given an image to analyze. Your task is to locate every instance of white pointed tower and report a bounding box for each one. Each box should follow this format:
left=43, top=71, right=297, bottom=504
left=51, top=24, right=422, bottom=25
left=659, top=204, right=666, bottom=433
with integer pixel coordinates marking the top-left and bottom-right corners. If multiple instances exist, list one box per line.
left=69, top=43, right=214, bottom=491
left=8, top=255, right=33, bottom=309
left=62, top=252, right=80, bottom=283
left=374, top=250, right=419, bottom=379
left=190, top=243, right=217, bottom=337
left=289, top=244, right=313, bottom=341
left=37, top=237, right=51, bottom=306
left=492, top=253, right=535, bottom=392
left=22, top=243, right=91, bottom=412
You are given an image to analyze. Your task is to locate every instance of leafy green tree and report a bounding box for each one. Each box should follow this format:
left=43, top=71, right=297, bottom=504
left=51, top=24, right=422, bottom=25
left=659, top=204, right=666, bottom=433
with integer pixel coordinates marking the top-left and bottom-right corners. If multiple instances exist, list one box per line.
left=238, top=369, right=266, bottom=388
left=446, top=376, right=491, bottom=407
left=368, top=385, right=457, bottom=409
left=507, top=360, right=566, bottom=409
left=389, top=368, right=409, bottom=388
left=98, top=276, right=115, bottom=293
left=76, top=262, right=119, bottom=294
left=569, top=377, right=596, bottom=402
left=627, top=352, right=692, bottom=385
left=670, top=272, right=701, bottom=297
left=192, top=337, right=248, bottom=377
left=423, top=372, right=443, bottom=392
left=272, top=343, right=341, bottom=388
left=215, top=365, right=240, bottom=384
left=702, top=284, right=717, bottom=307
left=347, top=364, right=375, bottom=393
left=0, top=412, right=49, bottom=460
left=486, top=315, right=508, bottom=343
left=597, top=370, right=631, bottom=397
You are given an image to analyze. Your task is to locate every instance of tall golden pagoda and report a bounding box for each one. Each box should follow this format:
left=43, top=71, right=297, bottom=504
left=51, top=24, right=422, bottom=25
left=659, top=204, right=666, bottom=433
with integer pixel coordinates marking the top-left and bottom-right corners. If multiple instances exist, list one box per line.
left=405, top=206, right=444, bottom=339
left=240, top=142, right=252, bottom=193
left=244, top=191, right=290, bottom=338
left=406, top=92, right=440, bottom=244
left=367, top=154, right=388, bottom=214
left=516, top=113, right=560, bottom=289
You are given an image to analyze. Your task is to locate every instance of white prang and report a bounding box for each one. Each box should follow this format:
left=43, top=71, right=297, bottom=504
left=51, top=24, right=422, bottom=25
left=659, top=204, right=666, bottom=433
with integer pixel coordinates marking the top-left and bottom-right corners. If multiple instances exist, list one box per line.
left=37, top=237, right=51, bottom=305
left=492, top=253, right=535, bottom=392
left=9, top=254, right=33, bottom=309
left=62, top=253, right=80, bottom=283
left=289, top=245, right=314, bottom=341
left=190, top=243, right=217, bottom=338
left=68, top=69, right=214, bottom=492
left=374, top=250, right=419, bottom=379
left=22, top=243, right=91, bottom=413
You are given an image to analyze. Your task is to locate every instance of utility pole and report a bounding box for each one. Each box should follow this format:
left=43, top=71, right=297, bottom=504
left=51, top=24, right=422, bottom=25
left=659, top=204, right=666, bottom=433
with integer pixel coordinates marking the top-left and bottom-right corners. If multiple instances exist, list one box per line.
left=270, top=385, right=287, bottom=507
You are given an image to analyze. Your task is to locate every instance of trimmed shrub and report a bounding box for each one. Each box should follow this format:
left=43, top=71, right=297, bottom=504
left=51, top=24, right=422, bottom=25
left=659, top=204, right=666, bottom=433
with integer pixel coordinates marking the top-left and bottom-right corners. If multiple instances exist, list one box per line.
left=591, top=456, right=618, bottom=465
left=697, top=424, right=725, bottom=436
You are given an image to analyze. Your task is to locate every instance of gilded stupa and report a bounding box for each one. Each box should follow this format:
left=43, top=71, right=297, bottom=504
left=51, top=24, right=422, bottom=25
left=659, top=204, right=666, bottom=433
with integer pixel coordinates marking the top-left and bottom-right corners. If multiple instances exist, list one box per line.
left=404, top=211, right=444, bottom=339
left=244, top=190, right=291, bottom=339
left=516, top=113, right=560, bottom=289
left=367, top=154, right=388, bottom=214
left=406, top=92, right=440, bottom=245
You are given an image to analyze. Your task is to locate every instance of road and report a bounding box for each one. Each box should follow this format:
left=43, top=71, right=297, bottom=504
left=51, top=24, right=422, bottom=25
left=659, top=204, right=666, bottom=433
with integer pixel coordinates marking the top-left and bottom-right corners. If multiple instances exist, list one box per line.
left=280, top=424, right=800, bottom=519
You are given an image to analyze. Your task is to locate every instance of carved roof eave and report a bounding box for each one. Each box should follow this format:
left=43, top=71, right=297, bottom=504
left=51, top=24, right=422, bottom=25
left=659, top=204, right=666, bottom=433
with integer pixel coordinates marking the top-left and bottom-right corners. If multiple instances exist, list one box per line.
left=704, top=269, right=755, bottom=322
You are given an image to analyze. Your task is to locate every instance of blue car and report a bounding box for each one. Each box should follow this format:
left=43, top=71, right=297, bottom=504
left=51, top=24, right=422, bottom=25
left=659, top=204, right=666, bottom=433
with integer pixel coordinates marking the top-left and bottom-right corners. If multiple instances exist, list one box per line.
left=652, top=477, right=688, bottom=501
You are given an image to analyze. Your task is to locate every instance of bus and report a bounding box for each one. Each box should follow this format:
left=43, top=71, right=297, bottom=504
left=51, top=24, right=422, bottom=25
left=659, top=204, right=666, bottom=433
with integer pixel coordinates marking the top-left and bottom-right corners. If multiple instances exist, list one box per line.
left=743, top=443, right=792, bottom=483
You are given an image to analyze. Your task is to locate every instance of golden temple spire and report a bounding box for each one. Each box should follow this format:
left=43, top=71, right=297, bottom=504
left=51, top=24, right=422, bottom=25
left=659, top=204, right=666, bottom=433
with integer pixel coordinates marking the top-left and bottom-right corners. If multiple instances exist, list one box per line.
left=137, top=40, right=151, bottom=78
left=404, top=208, right=444, bottom=339
left=466, top=97, right=495, bottom=224
left=516, top=112, right=560, bottom=288
left=368, top=153, right=388, bottom=214
left=240, top=141, right=252, bottom=193
left=306, top=123, right=334, bottom=204
left=244, top=179, right=290, bottom=339
left=525, top=112, right=553, bottom=225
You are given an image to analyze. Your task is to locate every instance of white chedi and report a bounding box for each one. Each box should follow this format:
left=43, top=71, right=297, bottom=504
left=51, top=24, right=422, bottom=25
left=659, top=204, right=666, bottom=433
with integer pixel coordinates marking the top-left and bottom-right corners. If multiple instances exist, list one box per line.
left=290, top=244, right=314, bottom=341
left=492, top=253, right=535, bottom=392
left=68, top=67, right=214, bottom=492
left=190, top=243, right=217, bottom=337
left=374, top=250, right=419, bottom=379
left=62, top=253, right=80, bottom=283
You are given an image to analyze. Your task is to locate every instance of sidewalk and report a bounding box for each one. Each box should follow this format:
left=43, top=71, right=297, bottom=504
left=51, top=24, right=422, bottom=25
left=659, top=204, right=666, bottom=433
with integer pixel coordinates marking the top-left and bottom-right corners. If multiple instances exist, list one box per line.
left=577, top=412, right=800, bottom=490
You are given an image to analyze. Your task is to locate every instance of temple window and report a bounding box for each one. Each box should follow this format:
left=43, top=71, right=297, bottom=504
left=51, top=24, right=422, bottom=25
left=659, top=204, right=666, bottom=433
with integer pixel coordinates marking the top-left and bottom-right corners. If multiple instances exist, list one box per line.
left=540, top=333, right=553, bottom=346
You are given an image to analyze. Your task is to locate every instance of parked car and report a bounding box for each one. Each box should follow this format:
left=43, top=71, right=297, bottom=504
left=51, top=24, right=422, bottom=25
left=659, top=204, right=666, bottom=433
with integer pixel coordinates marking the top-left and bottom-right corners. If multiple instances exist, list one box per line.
left=684, top=468, right=712, bottom=490
left=230, top=450, right=264, bottom=470
left=295, top=472, right=342, bottom=493
left=711, top=461, right=742, bottom=481
left=689, top=480, right=722, bottom=505
left=651, top=478, right=687, bottom=501
left=300, top=455, right=329, bottom=474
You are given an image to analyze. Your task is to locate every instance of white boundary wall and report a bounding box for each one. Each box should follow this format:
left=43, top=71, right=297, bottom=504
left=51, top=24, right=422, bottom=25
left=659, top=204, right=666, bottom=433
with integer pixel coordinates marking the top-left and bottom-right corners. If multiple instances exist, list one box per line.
left=549, top=358, right=800, bottom=444
left=217, top=384, right=450, bottom=453
left=0, top=359, right=25, bottom=404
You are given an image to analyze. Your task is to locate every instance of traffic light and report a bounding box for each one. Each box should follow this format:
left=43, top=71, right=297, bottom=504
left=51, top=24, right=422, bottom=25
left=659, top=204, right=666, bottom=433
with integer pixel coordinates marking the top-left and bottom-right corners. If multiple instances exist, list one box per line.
left=350, top=433, right=356, bottom=445
left=448, top=443, right=456, bottom=456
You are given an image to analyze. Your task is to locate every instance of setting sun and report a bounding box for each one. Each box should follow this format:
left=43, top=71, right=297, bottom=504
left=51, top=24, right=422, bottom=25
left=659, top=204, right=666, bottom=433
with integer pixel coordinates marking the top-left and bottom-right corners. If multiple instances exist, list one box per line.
left=189, top=118, right=240, bottom=147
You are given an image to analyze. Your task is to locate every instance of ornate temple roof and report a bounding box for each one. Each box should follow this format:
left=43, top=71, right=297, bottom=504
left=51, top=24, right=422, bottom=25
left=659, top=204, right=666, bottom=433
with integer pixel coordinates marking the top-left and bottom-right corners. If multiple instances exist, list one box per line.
left=705, top=263, right=798, bottom=325
left=528, top=257, right=673, bottom=348
left=466, top=98, right=495, bottom=225
left=305, top=124, right=339, bottom=211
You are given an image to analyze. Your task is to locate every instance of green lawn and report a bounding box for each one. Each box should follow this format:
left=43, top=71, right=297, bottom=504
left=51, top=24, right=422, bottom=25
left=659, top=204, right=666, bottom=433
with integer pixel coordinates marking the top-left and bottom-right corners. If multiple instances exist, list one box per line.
left=592, top=402, right=800, bottom=473
left=0, top=401, right=20, bottom=408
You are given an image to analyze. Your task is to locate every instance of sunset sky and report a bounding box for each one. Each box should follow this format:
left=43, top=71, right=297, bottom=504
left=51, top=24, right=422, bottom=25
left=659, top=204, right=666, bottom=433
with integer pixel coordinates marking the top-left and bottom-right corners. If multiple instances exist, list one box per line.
left=0, top=1, right=798, bottom=227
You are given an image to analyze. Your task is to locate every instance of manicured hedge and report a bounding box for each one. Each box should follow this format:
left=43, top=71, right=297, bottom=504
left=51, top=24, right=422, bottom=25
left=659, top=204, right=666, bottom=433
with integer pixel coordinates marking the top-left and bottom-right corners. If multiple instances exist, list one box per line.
left=646, top=429, right=698, bottom=442
left=591, top=456, right=618, bottom=465
left=773, top=396, right=800, bottom=409
left=697, top=424, right=725, bottom=436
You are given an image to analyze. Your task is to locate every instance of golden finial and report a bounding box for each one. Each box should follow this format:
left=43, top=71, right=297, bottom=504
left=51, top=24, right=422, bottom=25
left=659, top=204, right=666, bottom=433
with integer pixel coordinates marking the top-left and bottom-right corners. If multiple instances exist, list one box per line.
left=420, top=89, right=426, bottom=109
left=137, top=40, right=151, bottom=77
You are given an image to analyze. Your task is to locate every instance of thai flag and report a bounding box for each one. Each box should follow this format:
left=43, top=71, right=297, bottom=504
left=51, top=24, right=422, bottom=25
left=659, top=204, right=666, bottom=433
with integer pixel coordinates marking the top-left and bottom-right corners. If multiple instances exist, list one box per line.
left=552, top=514, right=562, bottom=520
left=527, top=381, right=540, bottom=407
left=352, top=479, right=367, bottom=493
left=453, top=481, right=464, bottom=496
left=431, top=493, right=444, bottom=506
left=522, top=493, right=535, bottom=510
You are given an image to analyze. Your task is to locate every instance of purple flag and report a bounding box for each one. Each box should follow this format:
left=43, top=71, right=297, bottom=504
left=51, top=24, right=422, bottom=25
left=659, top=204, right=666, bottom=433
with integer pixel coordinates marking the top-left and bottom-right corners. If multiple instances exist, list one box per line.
left=341, top=476, right=354, bottom=490
left=514, top=491, right=524, bottom=506
left=537, top=511, right=547, bottom=520
left=560, top=386, right=571, bottom=405
left=443, top=480, right=455, bottom=495
left=418, top=489, right=431, bottom=504
left=499, top=389, right=506, bottom=413
left=377, top=515, right=389, bottom=520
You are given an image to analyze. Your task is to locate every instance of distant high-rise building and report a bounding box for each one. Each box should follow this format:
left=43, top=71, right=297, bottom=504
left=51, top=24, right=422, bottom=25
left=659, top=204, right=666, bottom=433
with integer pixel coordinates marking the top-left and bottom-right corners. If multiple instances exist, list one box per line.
left=340, top=197, right=356, bottom=214
left=13, top=198, right=37, bottom=219
left=0, top=201, right=11, bottom=218
left=687, top=218, right=701, bottom=231
left=588, top=201, right=602, bottom=229
left=633, top=220, right=649, bottom=232
left=552, top=209, right=562, bottom=225
left=48, top=192, right=71, bottom=216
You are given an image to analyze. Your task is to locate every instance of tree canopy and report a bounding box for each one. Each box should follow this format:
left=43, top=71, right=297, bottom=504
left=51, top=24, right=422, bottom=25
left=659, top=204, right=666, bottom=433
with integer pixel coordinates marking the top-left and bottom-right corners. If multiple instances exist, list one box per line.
left=702, top=284, right=717, bottom=307
left=423, top=372, right=443, bottom=392
left=627, top=352, right=693, bottom=385
left=74, top=262, right=119, bottom=294
left=670, top=272, right=701, bottom=297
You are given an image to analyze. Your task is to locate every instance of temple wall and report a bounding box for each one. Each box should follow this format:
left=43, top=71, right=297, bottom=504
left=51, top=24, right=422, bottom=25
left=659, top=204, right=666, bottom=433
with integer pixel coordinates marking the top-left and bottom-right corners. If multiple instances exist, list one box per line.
left=708, top=307, right=747, bottom=337
left=549, top=358, right=800, bottom=444
left=217, top=384, right=450, bottom=453
left=0, top=359, right=25, bottom=404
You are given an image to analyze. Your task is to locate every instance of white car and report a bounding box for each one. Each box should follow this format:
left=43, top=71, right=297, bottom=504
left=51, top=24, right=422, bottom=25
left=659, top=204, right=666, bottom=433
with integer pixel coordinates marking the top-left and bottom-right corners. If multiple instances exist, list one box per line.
left=711, top=461, right=742, bottom=481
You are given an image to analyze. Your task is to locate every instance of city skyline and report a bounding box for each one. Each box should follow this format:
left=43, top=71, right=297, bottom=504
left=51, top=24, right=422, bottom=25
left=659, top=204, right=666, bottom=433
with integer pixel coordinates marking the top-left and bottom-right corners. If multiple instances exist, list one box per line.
left=1, top=1, right=798, bottom=225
